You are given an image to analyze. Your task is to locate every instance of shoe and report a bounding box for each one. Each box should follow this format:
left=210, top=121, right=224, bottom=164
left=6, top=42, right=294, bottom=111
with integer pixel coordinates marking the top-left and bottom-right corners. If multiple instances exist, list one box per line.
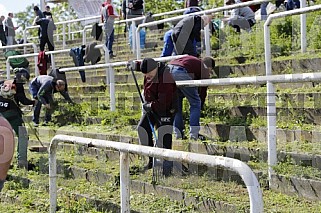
left=191, top=134, right=207, bottom=141
left=42, top=121, right=50, bottom=126
left=142, top=157, right=153, bottom=171
left=109, top=54, right=116, bottom=59
left=33, top=122, right=39, bottom=127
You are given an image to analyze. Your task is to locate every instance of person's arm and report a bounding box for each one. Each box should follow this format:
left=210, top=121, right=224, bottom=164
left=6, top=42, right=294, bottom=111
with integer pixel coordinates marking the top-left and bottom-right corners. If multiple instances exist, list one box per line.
left=60, top=90, right=73, bottom=103
left=15, top=84, right=35, bottom=106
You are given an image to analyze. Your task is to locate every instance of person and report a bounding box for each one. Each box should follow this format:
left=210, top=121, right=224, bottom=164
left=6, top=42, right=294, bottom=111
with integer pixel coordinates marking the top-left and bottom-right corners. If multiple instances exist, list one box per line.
left=185, top=0, right=199, bottom=7
left=4, top=13, right=18, bottom=46
left=171, top=15, right=212, bottom=57
left=285, top=0, right=300, bottom=10
left=0, top=68, right=36, bottom=167
left=0, top=15, right=7, bottom=46
left=43, top=5, right=52, bottom=18
left=34, top=16, right=56, bottom=51
left=101, top=0, right=119, bottom=58
left=161, top=9, right=202, bottom=57
left=223, top=0, right=256, bottom=33
left=29, top=75, right=65, bottom=127
left=33, top=6, right=44, bottom=19
left=137, top=58, right=177, bottom=176
left=168, top=55, right=215, bottom=140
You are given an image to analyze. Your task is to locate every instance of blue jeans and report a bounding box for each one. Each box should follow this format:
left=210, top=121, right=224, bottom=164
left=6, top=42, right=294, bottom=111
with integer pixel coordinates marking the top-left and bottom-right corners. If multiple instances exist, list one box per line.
left=260, top=2, right=269, bottom=20
left=105, top=29, right=114, bottom=55
left=161, top=29, right=175, bottom=57
left=168, top=65, right=201, bottom=138
left=29, top=83, right=52, bottom=124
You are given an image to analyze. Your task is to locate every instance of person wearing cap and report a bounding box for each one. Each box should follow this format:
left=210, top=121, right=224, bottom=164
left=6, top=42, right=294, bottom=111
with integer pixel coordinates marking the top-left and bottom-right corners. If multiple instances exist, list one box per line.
left=137, top=58, right=178, bottom=176
left=0, top=68, right=36, bottom=168
left=223, top=0, right=255, bottom=33
left=171, top=14, right=212, bottom=57
left=29, top=75, right=65, bottom=127
left=168, top=55, right=215, bottom=140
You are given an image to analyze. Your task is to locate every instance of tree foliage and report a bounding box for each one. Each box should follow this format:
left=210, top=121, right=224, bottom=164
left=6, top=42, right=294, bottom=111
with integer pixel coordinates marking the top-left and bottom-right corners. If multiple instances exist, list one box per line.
left=15, top=3, right=78, bottom=39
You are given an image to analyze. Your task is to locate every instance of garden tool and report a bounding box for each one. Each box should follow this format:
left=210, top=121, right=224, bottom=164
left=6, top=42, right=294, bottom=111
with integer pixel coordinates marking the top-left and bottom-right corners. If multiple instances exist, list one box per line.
left=22, top=116, right=47, bottom=153
left=128, top=61, right=162, bottom=184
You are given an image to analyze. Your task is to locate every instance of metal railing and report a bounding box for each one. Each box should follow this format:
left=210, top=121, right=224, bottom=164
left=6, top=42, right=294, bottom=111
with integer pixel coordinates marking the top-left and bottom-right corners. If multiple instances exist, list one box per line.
left=58, top=55, right=186, bottom=111
left=176, top=70, right=321, bottom=187
left=5, top=44, right=108, bottom=79
left=81, top=7, right=202, bottom=46
left=49, top=134, right=263, bottom=213
left=263, top=4, right=321, bottom=186
left=0, top=43, right=38, bottom=79
left=135, top=0, right=270, bottom=60
left=23, top=15, right=101, bottom=50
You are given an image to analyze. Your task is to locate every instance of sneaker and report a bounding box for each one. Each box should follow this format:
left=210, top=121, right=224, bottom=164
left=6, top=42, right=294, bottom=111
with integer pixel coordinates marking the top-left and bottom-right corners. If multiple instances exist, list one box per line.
left=33, top=122, right=39, bottom=127
left=42, top=121, right=49, bottom=126
left=109, top=53, right=116, bottom=59
left=191, top=134, right=207, bottom=141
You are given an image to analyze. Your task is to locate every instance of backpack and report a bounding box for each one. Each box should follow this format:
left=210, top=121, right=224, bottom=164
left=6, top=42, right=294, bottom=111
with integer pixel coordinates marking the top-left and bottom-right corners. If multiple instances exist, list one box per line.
left=37, top=51, right=49, bottom=75
left=4, top=50, right=29, bottom=69
left=48, top=68, right=68, bottom=91
left=131, top=0, right=143, bottom=10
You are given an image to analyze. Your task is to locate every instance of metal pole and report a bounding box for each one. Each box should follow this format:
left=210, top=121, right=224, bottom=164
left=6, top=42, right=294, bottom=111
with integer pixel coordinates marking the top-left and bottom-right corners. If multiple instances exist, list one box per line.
left=32, top=43, right=39, bottom=76
left=62, top=23, right=66, bottom=49
left=120, top=152, right=130, bottom=213
left=301, top=0, right=307, bottom=53
left=49, top=142, right=57, bottom=213
left=264, top=20, right=276, bottom=187
left=204, top=20, right=211, bottom=57
left=132, top=20, right=136, bottom=54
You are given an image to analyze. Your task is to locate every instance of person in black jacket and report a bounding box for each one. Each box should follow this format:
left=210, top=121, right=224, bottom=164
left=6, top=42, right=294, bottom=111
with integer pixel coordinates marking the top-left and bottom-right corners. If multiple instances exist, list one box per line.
left=137, top=58, right=177, bottom=176
left=0, top=68, right=36, bottom=167
left=0, top=15, right=7, bottom=46
left=29, top=75, right=65, bottom=126
left=171, top=15, right=211, bottom=57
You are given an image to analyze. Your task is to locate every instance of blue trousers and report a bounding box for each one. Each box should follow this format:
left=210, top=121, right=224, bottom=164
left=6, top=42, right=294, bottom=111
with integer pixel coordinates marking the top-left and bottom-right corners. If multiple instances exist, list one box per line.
left=168, top=65, right=201, bottom=138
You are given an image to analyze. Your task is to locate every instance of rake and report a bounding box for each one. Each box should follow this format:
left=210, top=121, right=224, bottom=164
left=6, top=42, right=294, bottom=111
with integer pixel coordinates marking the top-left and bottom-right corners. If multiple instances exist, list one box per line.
left=128, top=63, right=162, bottom=184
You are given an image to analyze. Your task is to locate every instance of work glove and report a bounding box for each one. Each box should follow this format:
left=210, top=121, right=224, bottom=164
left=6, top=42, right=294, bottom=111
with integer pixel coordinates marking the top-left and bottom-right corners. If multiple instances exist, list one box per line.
left=143, top=102, right=152, bottom=113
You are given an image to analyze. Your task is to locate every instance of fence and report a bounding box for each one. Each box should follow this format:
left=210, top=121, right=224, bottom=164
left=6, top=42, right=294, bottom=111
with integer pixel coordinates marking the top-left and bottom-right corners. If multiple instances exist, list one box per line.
left=58, top=55, right=186, bottom=111
left=49, top=134, right=263, bottom=213
left=0, top=43, right=38, bottom=79
left=263, top=4, right=321, bottom=186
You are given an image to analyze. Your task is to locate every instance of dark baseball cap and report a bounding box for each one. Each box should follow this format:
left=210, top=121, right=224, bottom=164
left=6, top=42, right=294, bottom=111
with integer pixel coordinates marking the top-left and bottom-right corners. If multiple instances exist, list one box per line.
left=140, top=58, right=158, bottom=74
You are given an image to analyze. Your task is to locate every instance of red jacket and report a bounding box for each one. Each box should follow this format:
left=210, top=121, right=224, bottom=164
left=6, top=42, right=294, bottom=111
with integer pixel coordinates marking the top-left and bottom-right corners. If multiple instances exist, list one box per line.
left=143, top=66, right=177, bottom=116
left=169, top=55, right=209, bottom=106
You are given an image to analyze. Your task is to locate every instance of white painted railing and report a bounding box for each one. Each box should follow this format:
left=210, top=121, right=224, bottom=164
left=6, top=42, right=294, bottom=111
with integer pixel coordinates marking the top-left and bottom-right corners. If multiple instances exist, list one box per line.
left=23, top=16, right=101, bottom=50
left=5, top=44, right=108, bottom=79
left=0, top=43, right=38, bottom=79
left=135, top=0, right=270, bottom=59
left=81, top=7, right=201, bottom=46
left=59, top=55, right=186, bottom=112
left=49, top=134, right=263, bottom=213
left=263, top=4, right=321, bottom=187
left=176, top=70, right=321, bottom=186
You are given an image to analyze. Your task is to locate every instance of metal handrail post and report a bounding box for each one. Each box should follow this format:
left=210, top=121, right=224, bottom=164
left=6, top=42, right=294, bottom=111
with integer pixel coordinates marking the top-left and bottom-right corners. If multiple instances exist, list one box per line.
left=120, top=152, right=130, bottom=212
left=264, top=4, right=321, bottom=187
left=62, top=23, right=66, bottom=49
left=301, top=0, right=307, bottom=53
left=132, top=20, right=136, bottom=54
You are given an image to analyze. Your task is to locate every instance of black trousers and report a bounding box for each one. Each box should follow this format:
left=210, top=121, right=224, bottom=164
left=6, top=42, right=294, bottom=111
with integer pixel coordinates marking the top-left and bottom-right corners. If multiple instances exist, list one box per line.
left=39, top=36, right=54, bottom=51
left=138, top=112, right=174, bottom=150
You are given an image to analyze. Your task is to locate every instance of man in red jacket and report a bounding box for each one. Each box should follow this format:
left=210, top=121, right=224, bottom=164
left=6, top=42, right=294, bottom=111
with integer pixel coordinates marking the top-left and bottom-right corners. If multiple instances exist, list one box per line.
left=137, top=58, right=177, bottom=176
left=168, top=55, right=215, bottom=140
